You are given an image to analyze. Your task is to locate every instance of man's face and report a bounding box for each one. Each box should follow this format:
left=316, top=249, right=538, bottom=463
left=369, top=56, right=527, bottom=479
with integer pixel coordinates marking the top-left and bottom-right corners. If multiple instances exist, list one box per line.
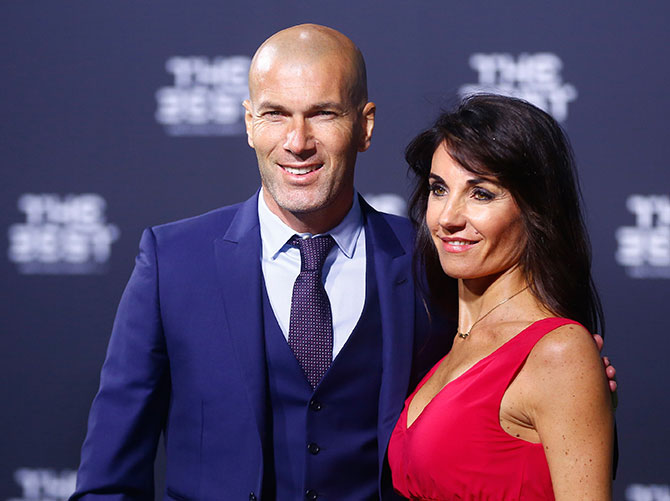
left=244, top=55, right=374, bottom=232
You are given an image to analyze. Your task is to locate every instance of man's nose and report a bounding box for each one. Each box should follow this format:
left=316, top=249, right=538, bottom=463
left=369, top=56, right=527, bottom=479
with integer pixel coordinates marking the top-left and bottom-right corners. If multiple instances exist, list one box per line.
left=283, top=118, right=315, bottom=155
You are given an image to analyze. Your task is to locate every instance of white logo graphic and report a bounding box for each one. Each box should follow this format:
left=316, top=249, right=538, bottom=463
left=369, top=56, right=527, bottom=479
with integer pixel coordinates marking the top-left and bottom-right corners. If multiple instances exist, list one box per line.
left=8, top=468, right=76, bottom=501
left=8, top=193, right=120, bottom=275
left=626, top=484, right=670, bottom=501
left=156, top=55, right=251, bottom=136
left=459, top=53, right=577, bottom=122
left=363, top=193, right=407, bottom=217
left=615, top=194, right=670, bottom=278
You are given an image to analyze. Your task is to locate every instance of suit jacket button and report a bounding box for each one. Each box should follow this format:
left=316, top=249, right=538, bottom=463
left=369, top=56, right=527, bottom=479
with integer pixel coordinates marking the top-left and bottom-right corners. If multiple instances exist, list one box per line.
left=305, top=489, right=318, bottom=500
left=307, top=442, right=320, bottom=455
left=309, top=399, right=322, bottom=411
left=249, top=492, right=257, bottom=501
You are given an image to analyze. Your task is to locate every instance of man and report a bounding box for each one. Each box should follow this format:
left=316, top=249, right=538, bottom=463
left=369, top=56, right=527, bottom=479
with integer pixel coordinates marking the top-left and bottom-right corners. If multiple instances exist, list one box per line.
left=72, top=24, right=614, bottom=500
left=72, top=24, right=446, bottom=500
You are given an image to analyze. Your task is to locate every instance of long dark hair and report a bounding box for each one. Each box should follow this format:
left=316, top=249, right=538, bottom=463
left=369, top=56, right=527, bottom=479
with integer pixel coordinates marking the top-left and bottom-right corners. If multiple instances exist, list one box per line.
left=407, top=94, right=604, bottom=334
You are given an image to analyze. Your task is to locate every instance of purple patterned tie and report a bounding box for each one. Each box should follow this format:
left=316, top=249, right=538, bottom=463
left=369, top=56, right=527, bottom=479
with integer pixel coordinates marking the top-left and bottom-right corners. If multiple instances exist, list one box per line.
left=288, top=234, right=336, bottom=389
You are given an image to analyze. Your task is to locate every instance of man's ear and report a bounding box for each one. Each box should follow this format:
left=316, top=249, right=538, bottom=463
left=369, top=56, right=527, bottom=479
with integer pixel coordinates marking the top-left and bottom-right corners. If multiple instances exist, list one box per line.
left=358, top=102, right=376, bottom=152
left=242, top=99, right=254, bottom=148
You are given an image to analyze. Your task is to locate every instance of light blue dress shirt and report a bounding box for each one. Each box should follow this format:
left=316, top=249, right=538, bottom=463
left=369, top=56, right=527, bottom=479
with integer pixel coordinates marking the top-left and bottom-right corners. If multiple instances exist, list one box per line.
left=258, top=189, right=366, bottom=359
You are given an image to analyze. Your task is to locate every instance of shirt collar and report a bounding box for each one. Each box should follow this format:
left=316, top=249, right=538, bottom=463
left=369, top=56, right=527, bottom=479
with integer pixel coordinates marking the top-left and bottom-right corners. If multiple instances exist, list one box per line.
left=258, top=188, right=363, bottom=260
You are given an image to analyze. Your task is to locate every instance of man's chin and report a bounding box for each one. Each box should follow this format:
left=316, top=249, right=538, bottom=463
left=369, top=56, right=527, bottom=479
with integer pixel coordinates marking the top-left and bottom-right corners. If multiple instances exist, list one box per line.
left=281, top=201, right=326, bottom=216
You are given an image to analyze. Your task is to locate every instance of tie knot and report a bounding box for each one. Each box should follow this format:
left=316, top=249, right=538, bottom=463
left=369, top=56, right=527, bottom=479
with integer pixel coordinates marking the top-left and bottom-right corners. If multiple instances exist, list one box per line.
left=291, top=235, right=335, bottom=272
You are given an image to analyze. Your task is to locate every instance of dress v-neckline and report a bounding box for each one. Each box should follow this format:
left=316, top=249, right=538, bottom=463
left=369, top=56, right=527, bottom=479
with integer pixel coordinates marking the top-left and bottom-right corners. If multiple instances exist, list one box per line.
left=405, top=318, right=554, bottom=430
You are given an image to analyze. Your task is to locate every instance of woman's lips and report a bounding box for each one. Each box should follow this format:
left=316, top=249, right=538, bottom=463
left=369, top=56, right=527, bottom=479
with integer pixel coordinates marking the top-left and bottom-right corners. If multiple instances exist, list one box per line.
left=439, top=237, right=479, bottom=253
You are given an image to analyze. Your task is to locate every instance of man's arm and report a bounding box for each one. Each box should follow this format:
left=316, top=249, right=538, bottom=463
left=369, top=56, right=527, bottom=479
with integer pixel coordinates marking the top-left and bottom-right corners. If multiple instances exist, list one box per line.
left=71, top=229, right=170, bottom=500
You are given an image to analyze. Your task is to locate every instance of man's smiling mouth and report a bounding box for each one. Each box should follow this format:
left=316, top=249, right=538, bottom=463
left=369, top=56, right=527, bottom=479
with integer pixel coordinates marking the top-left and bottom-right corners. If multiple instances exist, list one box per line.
left=281, top=164, right=323, bottom=175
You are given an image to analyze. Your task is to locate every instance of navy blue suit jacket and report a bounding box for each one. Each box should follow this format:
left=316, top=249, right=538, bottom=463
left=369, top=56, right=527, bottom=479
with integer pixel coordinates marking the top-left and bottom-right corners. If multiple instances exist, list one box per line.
left=72, top=193, right=447, bottom=500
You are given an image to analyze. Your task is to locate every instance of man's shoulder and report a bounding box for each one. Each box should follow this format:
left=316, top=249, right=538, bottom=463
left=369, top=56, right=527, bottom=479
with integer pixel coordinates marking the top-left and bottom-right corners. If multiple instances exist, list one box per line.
left=362, top=200, right=416, bottom=246
left=376, top=211, right=414, bottom=232
left=155, top=203, right=241, bottom=231
left=149, top=195, right=256, bottom=245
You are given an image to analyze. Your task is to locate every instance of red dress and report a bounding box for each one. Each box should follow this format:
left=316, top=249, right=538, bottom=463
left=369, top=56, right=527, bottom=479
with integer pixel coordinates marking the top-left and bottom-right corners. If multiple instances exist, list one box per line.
left=388, top=317, right=579, bottom=500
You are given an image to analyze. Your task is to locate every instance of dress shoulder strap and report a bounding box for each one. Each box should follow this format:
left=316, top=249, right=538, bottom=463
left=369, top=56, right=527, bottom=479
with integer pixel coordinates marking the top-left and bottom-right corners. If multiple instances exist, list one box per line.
left=511, top=317, right=582, bottom=354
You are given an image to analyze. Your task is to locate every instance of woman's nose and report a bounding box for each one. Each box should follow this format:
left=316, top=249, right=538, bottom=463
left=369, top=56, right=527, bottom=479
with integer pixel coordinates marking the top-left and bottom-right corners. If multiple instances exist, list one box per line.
left=438, top=197, right=467, bottom=231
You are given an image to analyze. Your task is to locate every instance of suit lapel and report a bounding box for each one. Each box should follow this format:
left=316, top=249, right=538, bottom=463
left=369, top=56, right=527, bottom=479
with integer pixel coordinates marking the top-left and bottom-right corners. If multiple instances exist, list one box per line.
left=361, top=199, right=416, bottom=468
left=212, top=194, right=417, bottom=482
left=213, top=193, right=268, bottom=445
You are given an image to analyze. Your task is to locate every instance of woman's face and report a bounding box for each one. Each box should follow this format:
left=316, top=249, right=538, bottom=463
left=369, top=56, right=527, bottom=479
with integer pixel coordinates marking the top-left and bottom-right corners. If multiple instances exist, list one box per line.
left=425, top=142, right=526, bottom=283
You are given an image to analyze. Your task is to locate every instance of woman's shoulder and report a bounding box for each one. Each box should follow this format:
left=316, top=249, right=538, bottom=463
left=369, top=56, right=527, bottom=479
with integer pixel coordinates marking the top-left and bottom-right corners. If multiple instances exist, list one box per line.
left=522, top=317, right=605, bottom=394
left=529, top=318, right=597, bottom=365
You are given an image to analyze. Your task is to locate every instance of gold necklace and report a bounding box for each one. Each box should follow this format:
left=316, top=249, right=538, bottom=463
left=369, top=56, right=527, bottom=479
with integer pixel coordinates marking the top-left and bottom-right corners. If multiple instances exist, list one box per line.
left=457, top=286, right=529, bottom=339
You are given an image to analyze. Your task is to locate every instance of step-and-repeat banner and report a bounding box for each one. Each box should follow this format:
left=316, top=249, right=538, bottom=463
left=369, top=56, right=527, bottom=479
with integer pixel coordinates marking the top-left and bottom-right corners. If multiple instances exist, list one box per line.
left=2, top=2, right=668, bottom=500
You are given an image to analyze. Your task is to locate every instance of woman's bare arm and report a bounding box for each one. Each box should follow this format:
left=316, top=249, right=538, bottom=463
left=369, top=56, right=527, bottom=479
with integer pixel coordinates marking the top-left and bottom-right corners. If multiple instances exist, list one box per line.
left=526, top=323, right=614, bottom=500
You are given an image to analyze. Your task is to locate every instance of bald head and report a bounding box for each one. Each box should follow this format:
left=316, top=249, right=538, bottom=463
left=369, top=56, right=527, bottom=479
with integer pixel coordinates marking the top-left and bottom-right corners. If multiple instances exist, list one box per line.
left=249, top=24, right=368, bottom=108
left=242, top=24, right=376, bottom=234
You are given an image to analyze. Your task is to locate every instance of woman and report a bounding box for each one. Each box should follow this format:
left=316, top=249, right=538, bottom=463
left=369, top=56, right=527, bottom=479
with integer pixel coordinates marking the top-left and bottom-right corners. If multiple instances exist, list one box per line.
left=388, top=94, right=614, bottom=500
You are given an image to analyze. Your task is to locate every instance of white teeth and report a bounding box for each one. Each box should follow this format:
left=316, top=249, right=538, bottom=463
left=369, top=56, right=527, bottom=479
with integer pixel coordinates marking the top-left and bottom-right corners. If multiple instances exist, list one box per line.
left=449, top=240, right=471, bottom=245
left=284, top=165, right=319, bottom=175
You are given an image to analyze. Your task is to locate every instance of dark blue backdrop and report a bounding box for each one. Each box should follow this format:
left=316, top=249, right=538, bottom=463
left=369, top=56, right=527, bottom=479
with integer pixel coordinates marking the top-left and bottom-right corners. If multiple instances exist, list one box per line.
left=2, top=2, right=668, bottom=500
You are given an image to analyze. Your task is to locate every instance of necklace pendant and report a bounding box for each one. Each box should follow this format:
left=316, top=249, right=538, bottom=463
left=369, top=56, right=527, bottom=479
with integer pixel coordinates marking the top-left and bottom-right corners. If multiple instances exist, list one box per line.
left=458, top=331, right=470, bottom=339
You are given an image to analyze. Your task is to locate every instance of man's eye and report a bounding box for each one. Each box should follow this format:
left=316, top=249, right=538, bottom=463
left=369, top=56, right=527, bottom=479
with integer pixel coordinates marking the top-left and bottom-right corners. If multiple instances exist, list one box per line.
left=429, top=183, right=447, bottom=196
left=317, top=110, right=336, bottom=117
left=261, top=110, right=284, bottom=119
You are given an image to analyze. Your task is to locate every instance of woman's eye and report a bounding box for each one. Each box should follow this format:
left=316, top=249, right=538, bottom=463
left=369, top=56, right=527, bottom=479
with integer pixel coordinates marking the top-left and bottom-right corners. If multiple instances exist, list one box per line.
left=429, top=183, right=447, bottom=196
left=473, top=188, right=494, bottom=201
